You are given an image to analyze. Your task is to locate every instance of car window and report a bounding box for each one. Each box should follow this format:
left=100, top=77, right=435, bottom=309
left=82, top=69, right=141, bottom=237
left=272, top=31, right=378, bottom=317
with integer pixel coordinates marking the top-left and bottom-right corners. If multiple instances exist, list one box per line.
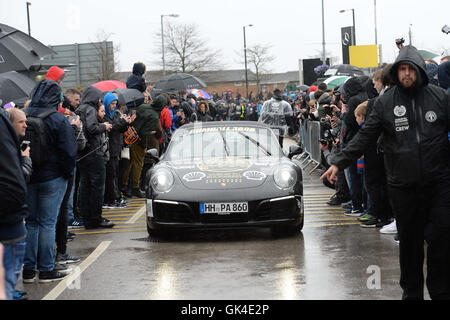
left=167, top=127, right=282, bottom=160
left=324, top=69, right=338, bottom=76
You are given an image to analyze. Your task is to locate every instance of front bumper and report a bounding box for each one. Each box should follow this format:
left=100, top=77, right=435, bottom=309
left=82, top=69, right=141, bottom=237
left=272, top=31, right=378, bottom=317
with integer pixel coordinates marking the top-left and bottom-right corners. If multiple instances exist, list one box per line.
left=146, top=195, right=303, bottom=231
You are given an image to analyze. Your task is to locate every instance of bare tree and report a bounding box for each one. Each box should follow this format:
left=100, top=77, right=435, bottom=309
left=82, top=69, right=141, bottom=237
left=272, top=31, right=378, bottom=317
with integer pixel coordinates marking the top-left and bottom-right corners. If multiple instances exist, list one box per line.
left=246, top=44, right=276, bottom=95
left=88, top=29, right=121, bottom=81
left=154, top=22, right=222, bottom=74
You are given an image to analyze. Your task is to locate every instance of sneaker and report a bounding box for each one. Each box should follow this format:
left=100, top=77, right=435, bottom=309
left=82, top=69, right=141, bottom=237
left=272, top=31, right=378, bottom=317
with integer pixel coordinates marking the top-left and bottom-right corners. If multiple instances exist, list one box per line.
left=358, top=213, right=371, bottom=222
left=360, top=216, right=378, bottom=228
left=380, top=220, right=397, bottom=234
left=13, top=290, right=28, bottom=300
left=53, top=263, right=73, bottom=275
left=132, top=188, right=146, bottom=198
left=394, top=234, right=400, bottom=244
left=68, top=218, right=84, bottom=229
left=376, top=220, right=390, bottom=228
left=56, top=252, right=81, bottom=265
left=22, top=269, right=37, bottom=284
left=341, top=201, right=352, bottom=210
left=345, top=208, right=364, bottom=217
left=38, top=269, right=70, bottom=283
left=102, top=203, right=115, bottom=209
left=111, top=200, right=127, bottom=208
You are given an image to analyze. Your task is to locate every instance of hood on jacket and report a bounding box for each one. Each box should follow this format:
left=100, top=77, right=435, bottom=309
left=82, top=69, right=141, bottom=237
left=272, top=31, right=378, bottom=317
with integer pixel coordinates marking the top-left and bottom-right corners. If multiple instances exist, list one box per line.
left=365, top=77, right=379, bottom=99
left=103, top=92, right=119, bottom=119
left=196, top=101, right=210, bottom=114
left=45, top=66, right=65, bottom=83
left=343, top=77, right=364, bottom=99
left=81, top=86, right=102, bottom=109
left=151, top=95, right=168, bottom=115
left=390, top=45, right=428, bottom=88
left=317, top=92, right=332, bottom=105
left=426, top=62, right=439, bottom=86
left=132, top=62, right=146, bottom=76
left=29, top=79, right=62, bottom=110
left=438, top=60, right=450, bottom=90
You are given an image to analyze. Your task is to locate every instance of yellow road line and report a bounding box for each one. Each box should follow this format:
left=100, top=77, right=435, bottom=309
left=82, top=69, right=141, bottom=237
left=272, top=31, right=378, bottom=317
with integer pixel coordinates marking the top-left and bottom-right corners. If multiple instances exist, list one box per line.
left=42, top=241, right=112, bottom=300
left=126, top=206, right=146, bottom=224
left=71, top=229, right=147, bottom=235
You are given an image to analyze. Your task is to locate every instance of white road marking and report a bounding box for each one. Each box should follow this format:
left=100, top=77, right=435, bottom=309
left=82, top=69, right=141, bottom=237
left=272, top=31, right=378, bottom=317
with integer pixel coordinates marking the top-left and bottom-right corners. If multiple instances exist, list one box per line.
left=42, top=241, right=112, bottom=300
left=126, top=206, right=146, bottom=224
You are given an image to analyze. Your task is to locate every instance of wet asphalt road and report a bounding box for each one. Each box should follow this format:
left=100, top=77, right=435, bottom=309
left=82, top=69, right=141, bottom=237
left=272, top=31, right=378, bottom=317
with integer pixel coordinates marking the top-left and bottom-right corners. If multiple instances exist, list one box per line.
left=19, top=138, right=411, bottom=300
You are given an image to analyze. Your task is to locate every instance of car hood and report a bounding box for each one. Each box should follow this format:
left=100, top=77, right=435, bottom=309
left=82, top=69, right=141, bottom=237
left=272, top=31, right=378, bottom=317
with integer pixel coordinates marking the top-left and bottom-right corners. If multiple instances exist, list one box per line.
left=163, top=156, right=288, bottom=190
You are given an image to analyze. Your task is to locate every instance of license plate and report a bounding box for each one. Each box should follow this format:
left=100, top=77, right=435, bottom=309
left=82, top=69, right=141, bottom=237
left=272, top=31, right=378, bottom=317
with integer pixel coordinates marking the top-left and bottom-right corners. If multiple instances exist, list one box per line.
left=200, top=202, right=248, bottom=215
left=272, top=129, right=280, bottom=136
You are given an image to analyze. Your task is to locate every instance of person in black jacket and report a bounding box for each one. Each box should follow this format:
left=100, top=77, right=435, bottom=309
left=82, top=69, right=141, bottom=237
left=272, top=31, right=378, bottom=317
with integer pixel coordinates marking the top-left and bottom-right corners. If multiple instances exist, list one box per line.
left=190, top=101, right=213, bottom=122
left=322, top=45, right=450, bottom=300
left=0, top=108, right=27, bottom=299
left=126, top=62, right=146, bottom=93
left=22, top=78, right=77, bottom=283
left=75, top=86, right=114, bottom=229
left=341, top=77, right=369, bottom=216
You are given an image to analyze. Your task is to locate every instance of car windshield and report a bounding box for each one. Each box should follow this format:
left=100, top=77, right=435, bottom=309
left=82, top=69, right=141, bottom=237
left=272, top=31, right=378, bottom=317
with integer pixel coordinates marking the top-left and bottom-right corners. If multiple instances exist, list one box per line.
left=166, top=126, right=283, bottom=160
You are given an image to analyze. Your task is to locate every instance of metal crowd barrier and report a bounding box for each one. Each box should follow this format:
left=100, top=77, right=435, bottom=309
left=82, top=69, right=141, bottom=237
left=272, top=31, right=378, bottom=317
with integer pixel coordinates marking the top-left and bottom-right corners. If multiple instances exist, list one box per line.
left=297, top=120, right=323, bottom=175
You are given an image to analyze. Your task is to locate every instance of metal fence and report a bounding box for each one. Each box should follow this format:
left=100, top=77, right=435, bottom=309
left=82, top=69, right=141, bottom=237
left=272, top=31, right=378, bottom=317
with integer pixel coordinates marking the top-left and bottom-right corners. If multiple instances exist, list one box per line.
left=297, top=120, right=323, bottom=174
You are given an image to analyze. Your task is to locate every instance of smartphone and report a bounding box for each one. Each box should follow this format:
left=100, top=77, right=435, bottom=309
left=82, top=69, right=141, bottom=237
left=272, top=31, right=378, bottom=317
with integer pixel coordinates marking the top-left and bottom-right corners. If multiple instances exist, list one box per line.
left=21, top=140, right=30, bottom=151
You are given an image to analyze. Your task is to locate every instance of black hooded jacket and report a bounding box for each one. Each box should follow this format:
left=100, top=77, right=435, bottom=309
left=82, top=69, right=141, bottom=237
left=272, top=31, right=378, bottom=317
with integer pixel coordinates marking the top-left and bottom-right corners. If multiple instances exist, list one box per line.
left=342, top=77, right=368, bottom=144
left=331, top=45, right=450, bottom=188
left=75, top=86, right=108, bottom=158
left=126, top=63, right=146, bottom=93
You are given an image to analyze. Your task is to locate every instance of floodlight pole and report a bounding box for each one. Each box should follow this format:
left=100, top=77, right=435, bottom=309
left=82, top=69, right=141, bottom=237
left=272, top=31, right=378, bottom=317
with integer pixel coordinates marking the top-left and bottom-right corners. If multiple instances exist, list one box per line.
left=26, top=2, right=31, bottom=36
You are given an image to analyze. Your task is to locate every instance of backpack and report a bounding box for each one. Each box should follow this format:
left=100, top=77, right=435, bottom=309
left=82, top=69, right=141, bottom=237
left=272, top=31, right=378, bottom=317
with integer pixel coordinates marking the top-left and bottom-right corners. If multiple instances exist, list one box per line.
left=24, top=109, right=57, bottom=168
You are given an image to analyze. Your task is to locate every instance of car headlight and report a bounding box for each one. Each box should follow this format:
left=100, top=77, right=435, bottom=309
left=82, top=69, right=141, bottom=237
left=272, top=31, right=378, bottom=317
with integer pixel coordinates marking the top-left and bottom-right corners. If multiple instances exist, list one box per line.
left=150, top=168, right=174, bottom=193
left=273, top=166, right=297, bottom=189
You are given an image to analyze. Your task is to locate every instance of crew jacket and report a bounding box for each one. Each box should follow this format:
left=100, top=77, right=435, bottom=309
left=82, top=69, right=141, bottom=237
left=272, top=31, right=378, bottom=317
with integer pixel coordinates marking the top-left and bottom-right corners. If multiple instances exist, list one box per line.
left=331, top=45, right=450, bottom=188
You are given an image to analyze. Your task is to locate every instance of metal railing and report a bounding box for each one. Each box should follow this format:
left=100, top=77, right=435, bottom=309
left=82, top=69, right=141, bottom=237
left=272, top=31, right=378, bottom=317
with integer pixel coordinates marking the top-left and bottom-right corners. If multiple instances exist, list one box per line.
left=297, top=120, right=323, bottom=175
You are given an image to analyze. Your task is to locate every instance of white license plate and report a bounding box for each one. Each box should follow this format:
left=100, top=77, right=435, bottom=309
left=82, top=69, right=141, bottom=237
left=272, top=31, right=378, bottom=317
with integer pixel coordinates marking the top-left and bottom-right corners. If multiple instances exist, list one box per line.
left=200, top=202, right=248, bottom=215
left=272, top=129, right=280, bottom=136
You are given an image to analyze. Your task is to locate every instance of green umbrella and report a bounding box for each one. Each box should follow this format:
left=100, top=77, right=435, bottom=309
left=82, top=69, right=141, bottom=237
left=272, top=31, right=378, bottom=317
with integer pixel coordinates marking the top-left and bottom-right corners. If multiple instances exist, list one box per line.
left=324, top=76, right=350, bottom=89
left=418, top=49, right=439, bottom=60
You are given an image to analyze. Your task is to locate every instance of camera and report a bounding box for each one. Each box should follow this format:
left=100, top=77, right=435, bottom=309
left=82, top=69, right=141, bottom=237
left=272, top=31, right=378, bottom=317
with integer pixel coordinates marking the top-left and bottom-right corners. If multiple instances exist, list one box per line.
left=395, top=38, right=405, bottom=45
left=21, top=140, right=30, bottom=151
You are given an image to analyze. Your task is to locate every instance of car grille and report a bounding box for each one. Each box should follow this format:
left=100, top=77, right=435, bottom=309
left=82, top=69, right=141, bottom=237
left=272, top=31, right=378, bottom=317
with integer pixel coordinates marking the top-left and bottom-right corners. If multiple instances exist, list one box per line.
left=152, top=197, right=300, bottom=224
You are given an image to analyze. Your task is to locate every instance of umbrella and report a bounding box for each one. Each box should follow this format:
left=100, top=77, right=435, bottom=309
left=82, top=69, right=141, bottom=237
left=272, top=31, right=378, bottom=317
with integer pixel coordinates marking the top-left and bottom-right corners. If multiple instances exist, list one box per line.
left=154, top=73, right=206, bottom=92
left=92, top=80, right=126, bottom=92
left=0, top=23, right=54, bottom=73
left=188, top=89, right=211, bottom=100
left=324, top=76, right=350, bottom=89
left=324, top=64, right=365, bottom=77
left=297, top=84, right=310, bottom=92
left=0, top=71, right=36, bottom=107
left=112, top=88, right=145, bottom=108
left=418, top=49, right=439, bottom=61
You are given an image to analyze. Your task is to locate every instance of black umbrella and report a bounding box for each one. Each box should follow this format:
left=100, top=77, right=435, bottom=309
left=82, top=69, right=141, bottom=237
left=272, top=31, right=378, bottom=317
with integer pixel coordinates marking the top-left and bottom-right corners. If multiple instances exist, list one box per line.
left=0, top=23, right=55, bottom=73
left=154, top=73, right=206, bottom=92
left=0, top=71, right=36, bottom=107
left=325, top=64, right=365, bottom=77
left=112, top=88, right=145, bottom=108
left=297, top=84, right=310, bottom=92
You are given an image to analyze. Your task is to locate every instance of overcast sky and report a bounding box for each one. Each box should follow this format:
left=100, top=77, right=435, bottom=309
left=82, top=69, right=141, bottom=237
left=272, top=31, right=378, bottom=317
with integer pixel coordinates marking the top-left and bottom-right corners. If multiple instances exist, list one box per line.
left=1, top=0, right=449, bottom=73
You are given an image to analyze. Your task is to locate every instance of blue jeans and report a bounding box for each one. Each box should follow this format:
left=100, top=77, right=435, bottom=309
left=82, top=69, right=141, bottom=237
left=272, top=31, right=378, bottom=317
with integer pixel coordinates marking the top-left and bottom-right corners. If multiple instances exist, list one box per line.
left=67, top=167, right=76, bottom=223
left=2, top=239, right=26, bottom=300
left=24, top=177, right=68, bottom=272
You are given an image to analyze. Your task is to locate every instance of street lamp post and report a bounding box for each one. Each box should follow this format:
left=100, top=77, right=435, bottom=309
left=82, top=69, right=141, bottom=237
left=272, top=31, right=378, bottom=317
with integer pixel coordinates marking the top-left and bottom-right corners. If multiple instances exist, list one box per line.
left=339, top=8, right=356, bottom=45
left=26, top=2, right=31, bottom=36
left=161, top=14, right=179, bottom=77
left=321, top=0, right=326, bottom=65
left=243, top=24, right=253, bottom=100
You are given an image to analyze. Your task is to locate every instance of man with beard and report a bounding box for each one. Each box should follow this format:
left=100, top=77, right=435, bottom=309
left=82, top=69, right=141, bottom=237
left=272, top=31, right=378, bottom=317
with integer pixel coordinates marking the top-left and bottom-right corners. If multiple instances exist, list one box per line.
left=321, top=46, right=450, bottom=300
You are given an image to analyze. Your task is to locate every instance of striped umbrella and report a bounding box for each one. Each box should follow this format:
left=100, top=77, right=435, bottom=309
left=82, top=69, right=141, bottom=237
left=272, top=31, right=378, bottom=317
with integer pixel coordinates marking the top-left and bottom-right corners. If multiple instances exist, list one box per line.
left=324, top=76, right=350, bottom=89
left=188, top=89, right=211, bottom=99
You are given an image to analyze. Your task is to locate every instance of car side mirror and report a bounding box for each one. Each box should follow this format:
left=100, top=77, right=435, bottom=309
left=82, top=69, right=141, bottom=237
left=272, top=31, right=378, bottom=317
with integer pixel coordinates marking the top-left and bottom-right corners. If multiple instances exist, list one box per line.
left=146, top=148, right=160, bottom=163
left=288, top=145, right=303, bottom=159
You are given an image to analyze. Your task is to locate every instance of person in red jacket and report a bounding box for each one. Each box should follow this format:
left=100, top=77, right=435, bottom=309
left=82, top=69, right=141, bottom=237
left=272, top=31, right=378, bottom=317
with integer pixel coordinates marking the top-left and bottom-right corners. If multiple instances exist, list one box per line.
left=159, top=102, right=172, bottom=154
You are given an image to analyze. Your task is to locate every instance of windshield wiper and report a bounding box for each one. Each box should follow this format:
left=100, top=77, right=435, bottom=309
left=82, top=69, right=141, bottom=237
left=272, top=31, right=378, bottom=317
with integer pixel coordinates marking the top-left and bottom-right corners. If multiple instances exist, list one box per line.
left=237, top=132, right=272, bottom=156
left=219, top=131, right=230, bottom=156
